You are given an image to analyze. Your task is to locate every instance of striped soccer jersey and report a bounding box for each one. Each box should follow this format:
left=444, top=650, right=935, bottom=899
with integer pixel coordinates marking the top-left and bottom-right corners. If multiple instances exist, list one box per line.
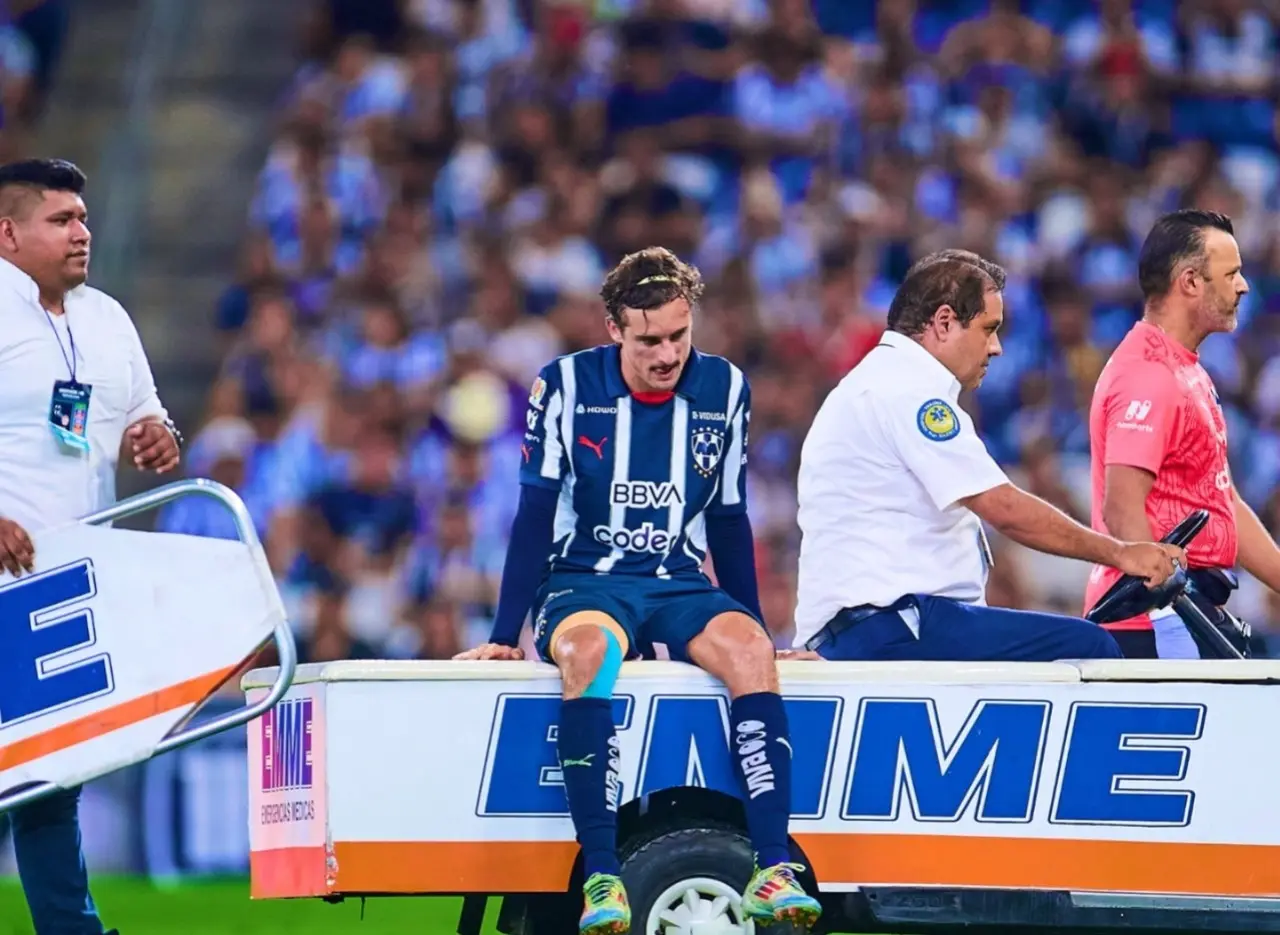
left=519, top=344, right=750, bottom=578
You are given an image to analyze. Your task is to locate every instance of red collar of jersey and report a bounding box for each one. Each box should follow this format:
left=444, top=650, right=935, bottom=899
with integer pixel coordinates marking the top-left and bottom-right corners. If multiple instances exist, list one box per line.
left=632, top=390, right=674, bottom=404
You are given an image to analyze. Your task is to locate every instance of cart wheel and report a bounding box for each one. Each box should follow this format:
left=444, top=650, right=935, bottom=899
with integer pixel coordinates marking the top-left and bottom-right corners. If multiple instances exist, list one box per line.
left=622, top=826, right=811, bottom=935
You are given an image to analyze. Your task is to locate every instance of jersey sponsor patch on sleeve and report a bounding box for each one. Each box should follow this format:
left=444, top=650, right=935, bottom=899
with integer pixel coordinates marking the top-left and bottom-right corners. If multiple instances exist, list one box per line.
left=917, top=399, right=960, bottom=441
left=1115, top=398, right=1155, bottom=432
left=528, top=376, right=547, bottom=410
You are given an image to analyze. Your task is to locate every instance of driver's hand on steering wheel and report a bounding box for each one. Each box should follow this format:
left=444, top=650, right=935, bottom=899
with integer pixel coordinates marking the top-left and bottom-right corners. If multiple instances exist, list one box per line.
left=453, top=643, right=525, bottom=661
left=1115, top=541, right=1187, bottom=588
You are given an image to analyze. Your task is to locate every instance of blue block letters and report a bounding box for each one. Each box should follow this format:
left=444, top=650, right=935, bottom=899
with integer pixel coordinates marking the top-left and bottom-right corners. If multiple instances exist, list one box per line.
left=0, top=560, right=112, bottom=729
left=479, top=694, right=634, bottom=816
left=842, top=698, right=1050, bottom=822
left=477, top=692, right=1204, bottom=828
left=1051, top=702, right=1204, bottom=827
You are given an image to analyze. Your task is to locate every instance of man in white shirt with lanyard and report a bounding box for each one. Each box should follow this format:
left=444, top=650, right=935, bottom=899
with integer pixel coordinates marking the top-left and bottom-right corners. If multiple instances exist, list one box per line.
left=789, top=249, right=1184, bottom=662
left=0, top=159, right=180, bottom=935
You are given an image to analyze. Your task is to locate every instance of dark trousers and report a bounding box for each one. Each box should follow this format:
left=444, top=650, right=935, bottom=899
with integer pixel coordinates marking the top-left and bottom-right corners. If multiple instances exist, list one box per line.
left=8, top=786, right=107, bottom=934
left=812, top=595, right=1123, bottom=662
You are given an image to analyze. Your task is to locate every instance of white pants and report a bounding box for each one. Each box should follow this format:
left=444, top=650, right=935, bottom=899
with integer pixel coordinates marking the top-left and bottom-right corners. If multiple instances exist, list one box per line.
left=1151, top=607, right=1201, bottom=659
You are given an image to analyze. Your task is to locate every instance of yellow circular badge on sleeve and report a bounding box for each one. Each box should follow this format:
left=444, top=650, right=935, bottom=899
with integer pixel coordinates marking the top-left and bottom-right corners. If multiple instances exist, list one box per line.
left=917, top=399, right=960, bottom=441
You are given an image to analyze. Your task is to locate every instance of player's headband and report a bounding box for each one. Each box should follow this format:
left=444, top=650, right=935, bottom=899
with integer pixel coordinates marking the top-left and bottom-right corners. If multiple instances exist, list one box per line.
left=636, top=275, right=677, bottom=286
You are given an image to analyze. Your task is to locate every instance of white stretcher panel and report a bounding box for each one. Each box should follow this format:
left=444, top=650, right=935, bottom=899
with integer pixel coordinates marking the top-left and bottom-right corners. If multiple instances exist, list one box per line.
left=0, top=480, right=296, bottom=814
left=242, top=658, right=1280, bottom=900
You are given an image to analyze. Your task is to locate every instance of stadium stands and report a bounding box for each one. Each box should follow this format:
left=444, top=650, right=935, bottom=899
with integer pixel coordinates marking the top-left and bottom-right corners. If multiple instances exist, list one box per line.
left=170, top=0, right=1280, bottom=658
left=0, top=0, right=70, bottom=158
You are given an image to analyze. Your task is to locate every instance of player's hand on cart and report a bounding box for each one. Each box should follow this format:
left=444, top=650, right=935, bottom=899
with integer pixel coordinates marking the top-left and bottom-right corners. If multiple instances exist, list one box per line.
left=1116, top=541, right=1187, bottom=588
left=0, top=516, right=34, bottom=576
left=453, top=642, right=526, bottom=661
left=775, top=649, right=822, bottom=661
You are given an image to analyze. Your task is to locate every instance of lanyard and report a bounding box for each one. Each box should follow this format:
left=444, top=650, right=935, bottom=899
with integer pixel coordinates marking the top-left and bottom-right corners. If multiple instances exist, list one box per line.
left=43, top=308, right=78, bottom=383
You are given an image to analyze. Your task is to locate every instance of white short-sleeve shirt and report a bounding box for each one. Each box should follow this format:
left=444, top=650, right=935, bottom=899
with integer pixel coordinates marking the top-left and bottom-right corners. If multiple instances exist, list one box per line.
left=0, top=257, right=167, bottom=533
left=793, top=330, right=1009, bottom=647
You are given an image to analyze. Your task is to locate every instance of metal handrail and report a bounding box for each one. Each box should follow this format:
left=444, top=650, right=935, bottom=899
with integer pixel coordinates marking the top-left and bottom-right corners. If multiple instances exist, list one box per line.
left=0, top=478, right=297, bottom=813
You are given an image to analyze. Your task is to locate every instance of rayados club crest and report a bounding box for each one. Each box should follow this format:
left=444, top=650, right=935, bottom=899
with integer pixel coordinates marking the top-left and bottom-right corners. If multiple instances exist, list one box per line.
left=691, top=427, right=725, bottom=476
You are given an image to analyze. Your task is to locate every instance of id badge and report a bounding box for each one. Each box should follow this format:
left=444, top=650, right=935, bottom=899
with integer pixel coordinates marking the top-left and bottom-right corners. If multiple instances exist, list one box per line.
left=49, top=379, right=92, bottom=453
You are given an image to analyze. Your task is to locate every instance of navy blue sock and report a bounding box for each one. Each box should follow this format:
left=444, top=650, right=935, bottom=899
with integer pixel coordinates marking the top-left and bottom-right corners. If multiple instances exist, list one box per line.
left=558, top=697, right=621, bottom=877
left=730, top=692, right=793, bottom=869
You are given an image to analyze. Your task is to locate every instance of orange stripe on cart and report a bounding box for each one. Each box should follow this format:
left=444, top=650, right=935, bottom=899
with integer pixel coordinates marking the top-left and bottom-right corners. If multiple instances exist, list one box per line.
left=333, top=840, right=580, bottom=893
left=796, top=833, right=1280, bottom=895
left=0, top=666, right=236, bottom=770
left=251, top=835, right=1280, bottom=898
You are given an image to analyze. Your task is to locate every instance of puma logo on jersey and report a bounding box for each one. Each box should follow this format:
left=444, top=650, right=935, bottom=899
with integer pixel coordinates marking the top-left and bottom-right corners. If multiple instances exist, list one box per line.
left=578, top=436, right=607, bottom=459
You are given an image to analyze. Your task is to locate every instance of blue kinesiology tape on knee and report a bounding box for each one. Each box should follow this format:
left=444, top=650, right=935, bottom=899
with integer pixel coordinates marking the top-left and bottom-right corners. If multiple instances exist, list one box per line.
left=582, top=628, right=623, bottom=699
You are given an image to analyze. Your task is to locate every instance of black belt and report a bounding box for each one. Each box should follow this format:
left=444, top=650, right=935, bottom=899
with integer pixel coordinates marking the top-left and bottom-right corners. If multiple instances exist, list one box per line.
left=804, top=596, right=914, bottom=652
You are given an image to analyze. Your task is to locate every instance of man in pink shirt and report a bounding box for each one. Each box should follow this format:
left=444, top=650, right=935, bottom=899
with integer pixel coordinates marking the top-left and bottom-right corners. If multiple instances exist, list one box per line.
left=1085, top=209, right=1280, bottom=657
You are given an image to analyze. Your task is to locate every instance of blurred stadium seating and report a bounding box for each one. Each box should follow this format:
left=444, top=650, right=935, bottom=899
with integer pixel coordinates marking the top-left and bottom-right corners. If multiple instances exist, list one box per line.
left=163, top=0, right=1280, bottom=661
left=0, top=0, right=70, bottom=159
left=8, top=0, right=1280, bottom=892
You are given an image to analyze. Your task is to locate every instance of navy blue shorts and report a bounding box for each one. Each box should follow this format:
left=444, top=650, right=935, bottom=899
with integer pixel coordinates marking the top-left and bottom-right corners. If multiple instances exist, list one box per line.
left=532, top=572, right=757, bottom=664
left=814, top=594, right=1122, bottom=662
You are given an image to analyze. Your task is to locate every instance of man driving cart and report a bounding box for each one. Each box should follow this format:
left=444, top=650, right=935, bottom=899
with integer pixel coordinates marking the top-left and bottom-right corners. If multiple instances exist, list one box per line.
left=789, top=249, right=1185, bottom=663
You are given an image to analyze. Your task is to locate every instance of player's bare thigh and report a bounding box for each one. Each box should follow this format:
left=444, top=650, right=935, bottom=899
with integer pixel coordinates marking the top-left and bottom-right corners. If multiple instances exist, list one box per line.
left=686, top=611, right=778, bottom=696
left=550, top=611, right=630, bottom=699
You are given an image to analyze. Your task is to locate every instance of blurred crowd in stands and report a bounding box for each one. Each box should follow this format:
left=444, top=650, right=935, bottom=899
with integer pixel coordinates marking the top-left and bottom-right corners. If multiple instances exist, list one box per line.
left=0, top=0, right=69, bottom=157
left=165, top=0, right=1280, bottom=660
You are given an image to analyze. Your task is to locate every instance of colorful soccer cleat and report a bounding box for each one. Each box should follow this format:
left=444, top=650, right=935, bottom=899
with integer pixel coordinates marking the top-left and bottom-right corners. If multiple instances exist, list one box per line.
left=579, top=872, right=631, bottom=934
left=741, top=862, right=822, bottom=928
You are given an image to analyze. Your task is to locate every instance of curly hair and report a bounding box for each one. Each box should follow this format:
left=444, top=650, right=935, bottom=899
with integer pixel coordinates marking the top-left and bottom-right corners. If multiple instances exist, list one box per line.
left=600, top=246, right=705, bottom=331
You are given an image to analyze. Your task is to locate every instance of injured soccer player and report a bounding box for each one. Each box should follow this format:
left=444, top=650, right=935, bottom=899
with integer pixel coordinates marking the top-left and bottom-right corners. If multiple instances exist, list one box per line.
left=454, top=246, right=822, bottom=934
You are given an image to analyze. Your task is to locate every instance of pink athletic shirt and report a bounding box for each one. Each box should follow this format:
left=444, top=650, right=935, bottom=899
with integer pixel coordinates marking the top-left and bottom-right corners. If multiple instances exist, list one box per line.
left=1084, top=321, right=1237, bottom=629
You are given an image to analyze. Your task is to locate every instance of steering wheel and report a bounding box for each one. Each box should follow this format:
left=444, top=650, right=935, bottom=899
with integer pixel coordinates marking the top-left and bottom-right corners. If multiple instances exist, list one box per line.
left=1085, top=510, right=1209, bottom=625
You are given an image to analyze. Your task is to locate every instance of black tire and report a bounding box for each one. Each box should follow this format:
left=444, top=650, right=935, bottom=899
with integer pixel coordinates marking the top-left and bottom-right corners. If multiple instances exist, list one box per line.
left=621, top=826, right=810, bottom=935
